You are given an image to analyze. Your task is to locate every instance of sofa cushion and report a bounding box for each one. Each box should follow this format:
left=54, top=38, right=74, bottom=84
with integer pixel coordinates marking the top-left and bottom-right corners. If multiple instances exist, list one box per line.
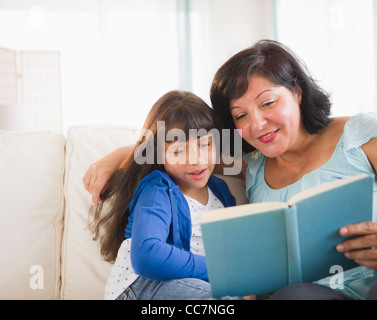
left=61, top=125, right=138, bottom=299
left=215, top=174, right=248, bottom=206
left=0, top=131, right=65, bottom=299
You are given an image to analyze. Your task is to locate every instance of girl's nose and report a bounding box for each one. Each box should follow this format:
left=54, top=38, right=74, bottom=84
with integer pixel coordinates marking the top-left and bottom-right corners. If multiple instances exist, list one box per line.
left=188, top=143, right=207, bottom=165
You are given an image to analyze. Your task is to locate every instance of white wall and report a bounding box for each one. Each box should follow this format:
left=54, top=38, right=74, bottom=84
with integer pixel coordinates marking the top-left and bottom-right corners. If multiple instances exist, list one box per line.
left=0, top=0, right=275, bottom=132
left=212, top=0, right=274, bottom=71
left=276, top=0, right=376, bottom=116
left=191, top=0, right=275, bottom=104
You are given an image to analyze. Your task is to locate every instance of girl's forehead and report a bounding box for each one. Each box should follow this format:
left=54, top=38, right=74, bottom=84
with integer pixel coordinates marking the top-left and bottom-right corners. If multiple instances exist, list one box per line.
left=163, top=124, right=213, bottom=137
left=165, top=133, right=213, bottom=144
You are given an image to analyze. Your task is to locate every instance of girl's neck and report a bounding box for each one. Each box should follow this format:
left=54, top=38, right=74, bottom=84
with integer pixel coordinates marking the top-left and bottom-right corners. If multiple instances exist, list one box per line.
left=181, top=186, right=209, bottom=206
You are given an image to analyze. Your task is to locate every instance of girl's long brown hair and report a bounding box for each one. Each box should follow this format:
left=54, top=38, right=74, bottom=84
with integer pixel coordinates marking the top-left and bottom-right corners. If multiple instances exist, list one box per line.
left=89, top=90, right=222, bottom=263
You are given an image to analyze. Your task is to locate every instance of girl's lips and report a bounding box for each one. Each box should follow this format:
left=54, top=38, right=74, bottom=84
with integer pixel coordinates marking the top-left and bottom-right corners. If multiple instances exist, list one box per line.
left=258, top=130, right=279, bottom=143
left=188, top=168, right=207, bottom=180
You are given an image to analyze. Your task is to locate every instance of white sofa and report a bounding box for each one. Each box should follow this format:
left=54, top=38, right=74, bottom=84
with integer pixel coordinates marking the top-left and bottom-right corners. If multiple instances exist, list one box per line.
left=0, top=125, right=248, bottom=300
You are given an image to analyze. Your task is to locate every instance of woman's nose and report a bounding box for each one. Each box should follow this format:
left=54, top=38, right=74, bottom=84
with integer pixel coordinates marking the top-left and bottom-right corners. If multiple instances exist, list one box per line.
left=249, top=108, right=267, bottom=133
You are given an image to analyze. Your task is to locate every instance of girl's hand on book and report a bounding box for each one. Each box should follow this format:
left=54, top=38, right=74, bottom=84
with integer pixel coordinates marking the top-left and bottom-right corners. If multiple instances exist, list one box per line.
left=336, top=221, right=377, bottom=270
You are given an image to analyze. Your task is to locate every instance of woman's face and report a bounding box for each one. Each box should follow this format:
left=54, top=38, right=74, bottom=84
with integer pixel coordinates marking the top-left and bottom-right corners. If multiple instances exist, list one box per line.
left=230, top=75, right=303, bottom=158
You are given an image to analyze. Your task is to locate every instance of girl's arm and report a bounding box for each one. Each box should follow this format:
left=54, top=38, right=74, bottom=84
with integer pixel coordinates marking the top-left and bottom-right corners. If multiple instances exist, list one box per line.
left=83, top=145, right=133, bottom=205
left=130, top=186, right=208, bottom=281
left=337, top=137, right=377, bottom=270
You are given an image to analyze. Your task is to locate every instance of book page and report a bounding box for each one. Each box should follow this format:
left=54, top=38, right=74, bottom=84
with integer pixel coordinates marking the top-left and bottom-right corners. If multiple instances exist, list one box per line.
left=287, top=173, right=369, bottom=206
left=202, top=202, right=288, bottom=223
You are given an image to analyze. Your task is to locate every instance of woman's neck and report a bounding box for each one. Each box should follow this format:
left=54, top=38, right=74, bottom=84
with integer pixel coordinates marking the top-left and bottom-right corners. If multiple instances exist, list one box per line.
left=277, top=132, right=320, bottom=169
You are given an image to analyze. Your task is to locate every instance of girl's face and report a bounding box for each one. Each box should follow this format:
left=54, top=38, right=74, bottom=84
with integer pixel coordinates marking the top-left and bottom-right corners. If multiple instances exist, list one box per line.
left=164, top=133, right=216, bottom=195
left=230, top=75, right=303, bottom=158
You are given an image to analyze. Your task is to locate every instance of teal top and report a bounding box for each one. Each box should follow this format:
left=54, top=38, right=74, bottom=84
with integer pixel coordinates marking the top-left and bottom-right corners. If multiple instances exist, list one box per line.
left=243, top=112, right=377, bottom=300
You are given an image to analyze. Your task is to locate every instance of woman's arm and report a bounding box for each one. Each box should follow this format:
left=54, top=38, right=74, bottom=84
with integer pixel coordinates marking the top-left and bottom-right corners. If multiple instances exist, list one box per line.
left=337, top=137, right=377, bottom=269
left=83, top=145, right=133, bottom=205
left=361, top=137, right=377, bottom=173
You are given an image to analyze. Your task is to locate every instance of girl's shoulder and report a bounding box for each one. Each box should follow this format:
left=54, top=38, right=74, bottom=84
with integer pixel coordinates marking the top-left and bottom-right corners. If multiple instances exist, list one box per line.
left=129, top=170, right=177, bottom=212
left=139, top=170, right=175, bottom=187
left=132, top=170, right=177, bottom=199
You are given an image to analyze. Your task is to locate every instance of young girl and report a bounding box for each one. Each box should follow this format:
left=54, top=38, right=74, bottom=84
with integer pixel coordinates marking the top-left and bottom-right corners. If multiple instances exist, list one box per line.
left=89, top=90, right=236, bottom=300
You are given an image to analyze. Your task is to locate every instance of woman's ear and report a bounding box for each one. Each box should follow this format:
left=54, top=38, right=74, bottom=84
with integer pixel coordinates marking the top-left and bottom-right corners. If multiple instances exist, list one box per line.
left=294, top=80, right=303, bottom=105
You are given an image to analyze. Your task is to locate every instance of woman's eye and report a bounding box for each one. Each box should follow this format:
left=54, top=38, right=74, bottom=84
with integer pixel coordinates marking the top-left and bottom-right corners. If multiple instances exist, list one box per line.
left=262, top=100, right=275, bottom=108
left=234, top=113, right=246, bottom=121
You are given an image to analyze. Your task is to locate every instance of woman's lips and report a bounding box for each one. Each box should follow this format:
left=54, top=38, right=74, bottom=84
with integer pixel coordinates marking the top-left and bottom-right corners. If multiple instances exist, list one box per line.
left=258, top=130, right=279, bottom=143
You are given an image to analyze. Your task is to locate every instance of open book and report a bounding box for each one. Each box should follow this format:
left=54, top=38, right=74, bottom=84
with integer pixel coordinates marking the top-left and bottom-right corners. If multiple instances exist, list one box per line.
left=201, top=173, right=374, bottom=297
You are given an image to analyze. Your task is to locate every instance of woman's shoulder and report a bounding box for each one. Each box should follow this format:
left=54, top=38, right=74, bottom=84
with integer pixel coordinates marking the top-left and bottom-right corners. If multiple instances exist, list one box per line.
left=335, top=112, right=377, bottom=150
left=321, top=113, right=377, bottom=149
left=331, top=112, right=377, bottom=129
left=324, top=116, right=350, bottom=136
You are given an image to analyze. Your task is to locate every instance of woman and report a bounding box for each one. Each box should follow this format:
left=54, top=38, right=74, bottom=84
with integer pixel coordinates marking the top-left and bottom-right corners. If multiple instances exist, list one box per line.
left=210, top=40, right=377, bottom=300
left=83, top=40, right=377, bottom=300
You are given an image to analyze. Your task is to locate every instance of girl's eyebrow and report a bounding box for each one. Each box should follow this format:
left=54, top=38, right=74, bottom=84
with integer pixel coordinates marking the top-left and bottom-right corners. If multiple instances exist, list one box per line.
left=165, top=140, right=186, bottom=146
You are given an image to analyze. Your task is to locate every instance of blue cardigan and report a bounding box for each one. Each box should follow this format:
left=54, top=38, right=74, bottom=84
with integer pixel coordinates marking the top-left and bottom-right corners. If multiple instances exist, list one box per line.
left=125, top=170, right=236, bottom=282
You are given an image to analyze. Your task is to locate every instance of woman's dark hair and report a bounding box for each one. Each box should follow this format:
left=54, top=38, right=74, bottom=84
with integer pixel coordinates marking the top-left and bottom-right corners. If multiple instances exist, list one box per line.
left=210, top=39, right=333, bottom=154
left=89, top=90, right=222, bottom=263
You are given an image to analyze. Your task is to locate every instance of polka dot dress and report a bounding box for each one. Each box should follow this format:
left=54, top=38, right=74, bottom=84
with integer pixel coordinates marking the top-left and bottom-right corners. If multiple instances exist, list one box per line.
left=104, top=239, right=138, bottom=300
left=184, top=187, right=224, bottom=257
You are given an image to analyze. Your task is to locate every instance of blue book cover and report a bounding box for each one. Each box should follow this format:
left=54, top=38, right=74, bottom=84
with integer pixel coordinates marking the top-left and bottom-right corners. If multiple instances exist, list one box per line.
left=201, top=174, right=374, bottom=298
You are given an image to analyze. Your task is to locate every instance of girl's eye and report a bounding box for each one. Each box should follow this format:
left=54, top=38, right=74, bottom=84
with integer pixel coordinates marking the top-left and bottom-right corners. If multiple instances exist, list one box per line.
left=174, top=148, right=185, bottom=155
left=199, top=135, right=213, bottom=148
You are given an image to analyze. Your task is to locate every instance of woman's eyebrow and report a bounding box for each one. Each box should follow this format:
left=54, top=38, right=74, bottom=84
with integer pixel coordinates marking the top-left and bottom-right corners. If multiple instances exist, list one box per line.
left=255, top=89, right=273, bottom=100
left=230, top=89, right=273, bottom=110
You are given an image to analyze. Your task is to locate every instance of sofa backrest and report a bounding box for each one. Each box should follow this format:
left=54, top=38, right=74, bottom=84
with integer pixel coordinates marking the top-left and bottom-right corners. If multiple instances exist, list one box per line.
left=61, top=125, right=138, bottom=299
